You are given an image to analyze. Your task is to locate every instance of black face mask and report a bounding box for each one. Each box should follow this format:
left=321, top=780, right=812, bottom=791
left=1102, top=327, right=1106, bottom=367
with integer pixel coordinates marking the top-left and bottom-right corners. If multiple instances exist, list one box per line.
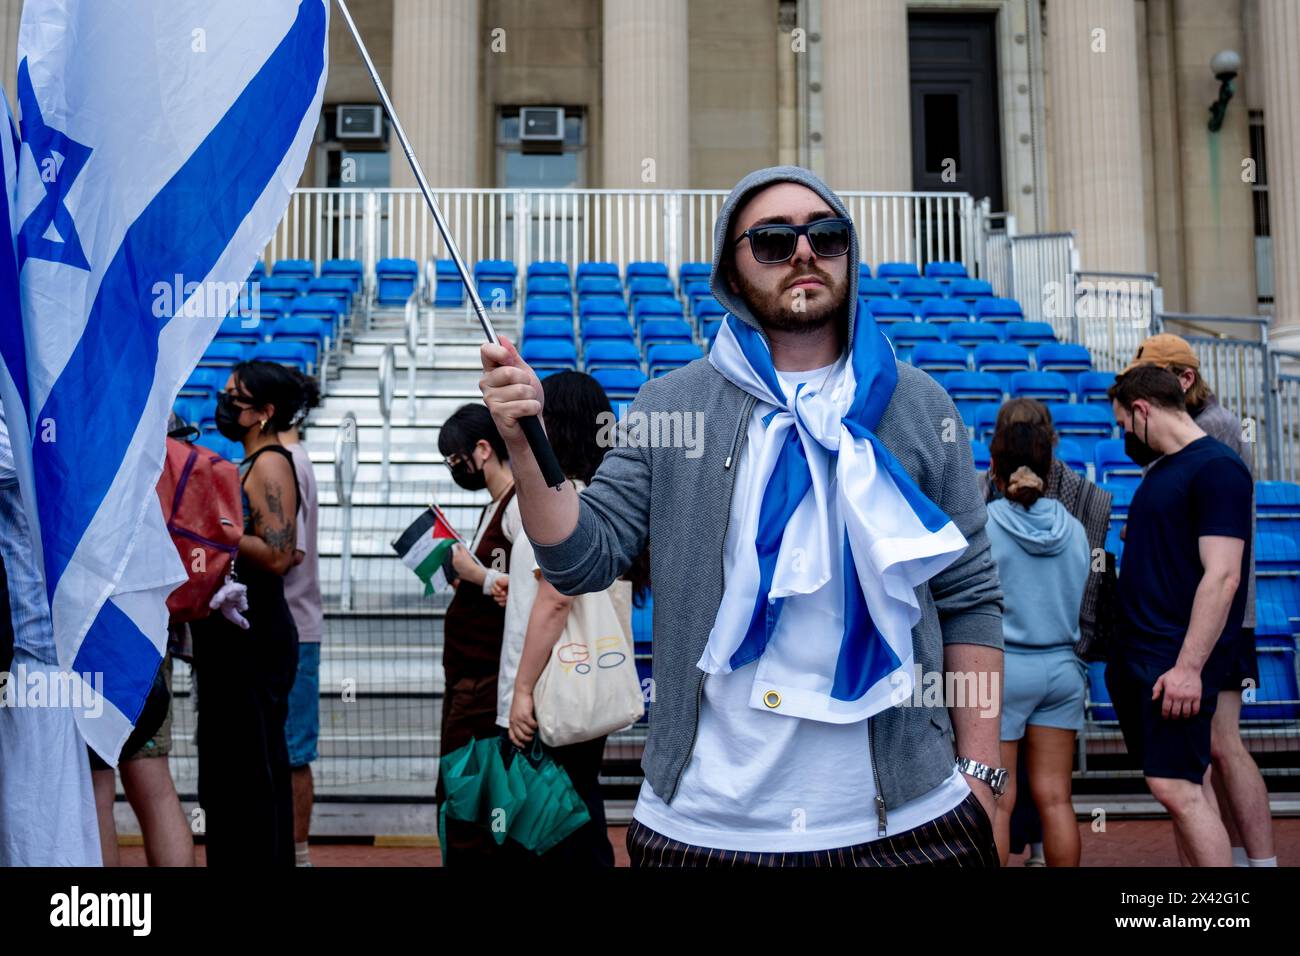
left=449, top=454, right=487, bottom=491
left=1124, top=408, right=1161, bottom=467
left=215, top=393, right=251, bottom=442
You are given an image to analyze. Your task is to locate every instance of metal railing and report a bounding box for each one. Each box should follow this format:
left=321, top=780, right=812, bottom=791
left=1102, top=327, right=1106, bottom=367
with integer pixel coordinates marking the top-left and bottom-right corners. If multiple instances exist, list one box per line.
left=377, top=344, right=395, bottom=496
left=1071, top=271, right=1161, bottom=372
left=334, top=412, right=360, bottom=612
left=261, top=186, right=981, bottom=279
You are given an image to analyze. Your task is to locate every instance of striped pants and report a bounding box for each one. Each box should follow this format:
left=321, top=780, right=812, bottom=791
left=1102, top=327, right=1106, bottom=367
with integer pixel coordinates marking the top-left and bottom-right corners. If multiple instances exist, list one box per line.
left=627, top=792, right=999, bottom=868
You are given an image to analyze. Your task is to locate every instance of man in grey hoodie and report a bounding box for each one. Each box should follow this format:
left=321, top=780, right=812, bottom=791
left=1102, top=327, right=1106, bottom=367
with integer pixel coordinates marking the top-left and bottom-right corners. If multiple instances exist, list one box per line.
left=480, top=166, right=1005, bottom=867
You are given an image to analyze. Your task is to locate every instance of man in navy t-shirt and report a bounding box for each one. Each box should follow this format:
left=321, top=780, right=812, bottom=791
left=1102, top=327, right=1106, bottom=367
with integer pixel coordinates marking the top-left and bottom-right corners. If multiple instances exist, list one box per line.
left=1106, top=365, right=1251, bottom=867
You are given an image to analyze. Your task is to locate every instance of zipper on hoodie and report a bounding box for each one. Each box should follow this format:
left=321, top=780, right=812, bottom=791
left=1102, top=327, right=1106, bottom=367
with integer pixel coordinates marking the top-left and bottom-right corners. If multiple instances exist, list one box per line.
left=868, top=716, right=887, bottom=836
left=667, top=393, right=756, bottom=804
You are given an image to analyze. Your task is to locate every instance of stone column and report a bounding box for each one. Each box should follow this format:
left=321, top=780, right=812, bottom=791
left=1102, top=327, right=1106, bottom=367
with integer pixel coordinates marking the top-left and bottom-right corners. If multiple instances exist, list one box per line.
left=821, top=0, right=911, bottom=190
left=1044, top=0, right=1148, bottom=271
left=390, top=0, right=480, bottom=188
left=1259, top=0, right=1300, bottom=340
left=1172, top=0, right=1256, bottom=315
left=602, top=0, right=690, bottom=188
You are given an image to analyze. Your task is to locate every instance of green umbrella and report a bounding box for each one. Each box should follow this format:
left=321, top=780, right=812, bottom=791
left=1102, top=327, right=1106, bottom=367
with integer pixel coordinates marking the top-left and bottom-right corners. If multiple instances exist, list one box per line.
left=504, top=738, right=591, bottom=854
left=437, top=736, right=528, bottom=856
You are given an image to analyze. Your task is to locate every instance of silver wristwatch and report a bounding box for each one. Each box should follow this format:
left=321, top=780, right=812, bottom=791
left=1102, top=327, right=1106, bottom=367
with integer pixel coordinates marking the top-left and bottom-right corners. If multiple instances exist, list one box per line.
left=956, top=757, right=1009, bottom=796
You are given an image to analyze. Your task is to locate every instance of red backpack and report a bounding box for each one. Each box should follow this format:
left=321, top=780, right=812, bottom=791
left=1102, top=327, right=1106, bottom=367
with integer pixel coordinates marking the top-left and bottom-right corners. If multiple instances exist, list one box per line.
left=155, top=437, right=243, bottom=624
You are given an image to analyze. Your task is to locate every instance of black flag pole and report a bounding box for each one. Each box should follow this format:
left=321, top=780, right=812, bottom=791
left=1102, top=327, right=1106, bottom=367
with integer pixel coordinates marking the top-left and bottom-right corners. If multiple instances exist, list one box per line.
left=334, top=0, right=567, bottom=489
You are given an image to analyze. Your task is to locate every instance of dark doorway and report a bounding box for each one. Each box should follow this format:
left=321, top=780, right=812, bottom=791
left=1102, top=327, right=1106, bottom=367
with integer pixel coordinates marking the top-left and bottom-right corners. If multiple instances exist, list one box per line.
left=909, top=12, right=1004, bottom=211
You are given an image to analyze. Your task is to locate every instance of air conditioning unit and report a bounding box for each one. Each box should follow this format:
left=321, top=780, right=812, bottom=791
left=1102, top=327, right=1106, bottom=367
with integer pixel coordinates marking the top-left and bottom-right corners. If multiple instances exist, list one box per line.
left=337, top=105, right=383, bottom=140
left=520, top=107, right=565, bottom=151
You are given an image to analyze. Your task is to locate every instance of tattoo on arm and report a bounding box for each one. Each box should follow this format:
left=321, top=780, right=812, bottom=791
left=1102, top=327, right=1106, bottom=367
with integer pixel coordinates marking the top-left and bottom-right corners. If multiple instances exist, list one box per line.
left=258, top=479, right=296, bottom=554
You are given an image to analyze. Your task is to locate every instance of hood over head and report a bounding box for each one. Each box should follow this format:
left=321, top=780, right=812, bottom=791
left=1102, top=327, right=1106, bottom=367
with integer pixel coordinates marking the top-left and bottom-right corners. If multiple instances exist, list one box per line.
left=709, top=165, right=861, bottom=348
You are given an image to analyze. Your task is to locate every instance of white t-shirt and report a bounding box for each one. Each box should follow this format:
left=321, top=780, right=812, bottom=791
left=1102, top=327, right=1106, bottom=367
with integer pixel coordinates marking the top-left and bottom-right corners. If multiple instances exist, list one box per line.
left=632, top=360, right=969, bottom=852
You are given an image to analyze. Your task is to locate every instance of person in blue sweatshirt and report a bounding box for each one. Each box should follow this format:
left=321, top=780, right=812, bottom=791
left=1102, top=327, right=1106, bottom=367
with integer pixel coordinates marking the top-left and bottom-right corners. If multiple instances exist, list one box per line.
left=986, top=417, right=1090, bottom=866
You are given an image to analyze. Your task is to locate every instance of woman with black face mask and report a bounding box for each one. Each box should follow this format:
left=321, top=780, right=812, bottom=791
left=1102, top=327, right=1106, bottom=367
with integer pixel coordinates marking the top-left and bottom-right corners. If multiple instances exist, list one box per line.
left=434, top=403, right=516, bottom=864
left=192, top=360, right=304, bottom=867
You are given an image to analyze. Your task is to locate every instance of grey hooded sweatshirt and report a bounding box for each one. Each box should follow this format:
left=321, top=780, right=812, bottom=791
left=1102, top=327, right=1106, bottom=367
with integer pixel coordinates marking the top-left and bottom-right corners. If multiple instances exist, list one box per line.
left=531, top=165, right=1004, bottom=824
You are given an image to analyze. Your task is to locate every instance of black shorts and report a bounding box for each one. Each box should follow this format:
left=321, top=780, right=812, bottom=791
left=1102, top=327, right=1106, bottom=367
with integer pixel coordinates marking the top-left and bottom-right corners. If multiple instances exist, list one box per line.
left=1219, top=628, right=1259, bottom=693
left=1104, top=658, right=1220, bottom=784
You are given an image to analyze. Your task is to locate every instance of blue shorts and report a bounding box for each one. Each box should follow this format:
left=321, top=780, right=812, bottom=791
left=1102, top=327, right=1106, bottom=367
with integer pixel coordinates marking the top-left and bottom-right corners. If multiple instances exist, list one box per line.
left=286, top=641, right=320, bottom=767
left=1000, top=647, right=1086, bottom=741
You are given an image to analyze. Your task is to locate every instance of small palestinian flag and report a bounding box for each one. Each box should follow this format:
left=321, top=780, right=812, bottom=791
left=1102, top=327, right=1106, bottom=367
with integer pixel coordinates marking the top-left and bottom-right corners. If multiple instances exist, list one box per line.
left=392, top=505, right=460, bottom=596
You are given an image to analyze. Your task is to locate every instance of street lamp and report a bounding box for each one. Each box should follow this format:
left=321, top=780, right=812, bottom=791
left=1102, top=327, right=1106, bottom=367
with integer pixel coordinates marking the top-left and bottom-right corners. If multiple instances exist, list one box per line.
left=1208, top=49, right=1241, bottom=133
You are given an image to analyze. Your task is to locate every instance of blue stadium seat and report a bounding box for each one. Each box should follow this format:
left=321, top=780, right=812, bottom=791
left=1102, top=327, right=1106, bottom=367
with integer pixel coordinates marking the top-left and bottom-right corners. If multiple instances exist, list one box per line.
left=522, top=318, right=575, bottom=342
left=272, top=258, right=316, bottom=280
left=582, top=340, right=641, bottom=372
left=898, top=278, right=946, bottom=303
left=577, top=276, right=623, bottom=300
left=520, top=338, right=579, bottom=372
left=199, top=341, right=247, bottom=369
left=648, top=342, right=704, bottom=377
left=252, top=341, right=315, bottom=375
left=249, top=261, right=267, bottom=283
left=1250, top=641, right=1300, bottom=721
left=272, top=315, right=331, bottom=363
left=258, top=275, right=308, bottom=305
left=974, top=297, right=1025, bottom=323
left=859, top=263, right=874, bottom=283
left=950, top=279, right=995, bottom=302
left=474, top=259, right=518, bottom=308
left=526, top=276, right=573, bottom=300
left=290, top=295, right=344, bottom=337
left=1005, top=321, right=1058, bottom=352
left=431, top=259, right=464, bottom=308
left=179, top=367, right=228, bottom=401
left=911, top=343, right=969, bottom=379
left=1257, top=481, right=1300, bottom=547
left=970, top=439, right=991, bottom=472
left=628, top=277, right=676, bottom=309
left=679, top=262, right=712, bottom=284
left=886, top=322, right=944, bottom=363
left=945, top=372, right=1003, bottom=429
left=1087, top=662, right=1117, bottom=722
left=924, top=261, right=969, bottom=282
left=1036, top=343, right=1093, bottom=393
left=1102, top=481, right=1134, bottom=567
left=308, top=276, right=355, bottom=314
left=877, top=262, right=921, bottom=284
left=640, top=318, right=694, bottom=350
left=973, top=343, right=1032, bottom=393
left=1095, top=439, right=1142, bottom=491
left=576, top=261, right=620, bottom=282
left=1049, top=403, right=1115, bottom=461
left=172, top=397, right=207, bottom=430
left=864, top=299, right=917, bottom=325
left=527, top=261, right=570, bottom=283
left=375, top=258, right=419, bottom=307
left=947, top=323, right=1002, bottom=356
left=626, top=261, right=670, bottom=283
left=214, top=313, right=264, bottom=348
left=200, top=433, right=245, bottom=464
left=1078, top=370, right=1116, bottom=405
left=1056, top=439, right=1088, bottom=477
left=579, top=296, right=628, bottom=320
left=920, top=299, right=972, bottom=325
left=1256, top=532, right=1300, bottom=625
left=321, top=258, right=364, bottom=294
left=524, top=298, right=572, bottom=319
left=633, top=298, right=685, bottom=325
left=591, top=367, right=648, bottom=401
left=1010, top=371, right=1072, bottom=405
left=682, top=280, right=711, bottom=309
left=702, top=319, right=723, bottom=343
left=694, top=298, right=726, bottom=322
left=973, top=406, right=1001, bottom=444
left=580, top=318, right=635, bottom=343
left=858, top=278, right=896, bottom=301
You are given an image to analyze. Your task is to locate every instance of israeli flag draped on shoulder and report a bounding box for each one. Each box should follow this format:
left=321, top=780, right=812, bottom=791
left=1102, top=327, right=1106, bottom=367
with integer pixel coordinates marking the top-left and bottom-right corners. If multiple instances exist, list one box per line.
left=0, top=0, right=328, bottom=763
left=701, top=311, right=970, bottom=724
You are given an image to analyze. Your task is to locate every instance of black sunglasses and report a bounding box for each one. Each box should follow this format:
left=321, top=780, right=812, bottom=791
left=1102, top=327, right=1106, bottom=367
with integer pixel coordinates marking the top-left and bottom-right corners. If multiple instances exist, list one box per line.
left=733, top=217, right=853, bottom=264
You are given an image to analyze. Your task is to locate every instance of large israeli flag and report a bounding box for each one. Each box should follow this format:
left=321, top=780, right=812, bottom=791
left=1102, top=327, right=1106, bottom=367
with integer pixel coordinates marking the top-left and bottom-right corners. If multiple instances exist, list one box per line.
left=0, top=0, right=329, bottom=763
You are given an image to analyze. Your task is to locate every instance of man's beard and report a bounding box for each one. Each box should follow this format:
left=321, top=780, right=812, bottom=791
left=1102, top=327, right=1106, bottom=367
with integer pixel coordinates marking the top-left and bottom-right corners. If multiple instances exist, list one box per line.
left=733, top=266, right=850, bottom=335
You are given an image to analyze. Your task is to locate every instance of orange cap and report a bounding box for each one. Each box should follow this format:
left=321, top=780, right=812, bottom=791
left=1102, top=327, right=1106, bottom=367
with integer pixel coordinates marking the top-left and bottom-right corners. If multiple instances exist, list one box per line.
left=1124, top=334, right=1199, bottom=374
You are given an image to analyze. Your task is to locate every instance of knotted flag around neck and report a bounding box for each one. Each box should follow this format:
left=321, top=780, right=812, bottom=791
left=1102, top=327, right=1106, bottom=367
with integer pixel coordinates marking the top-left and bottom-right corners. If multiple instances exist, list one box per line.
left=699, top=311, right=969, bottom=723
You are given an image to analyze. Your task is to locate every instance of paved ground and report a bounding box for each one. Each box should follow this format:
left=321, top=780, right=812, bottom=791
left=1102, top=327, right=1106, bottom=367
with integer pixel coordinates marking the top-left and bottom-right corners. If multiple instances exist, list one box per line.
left=116, top=818, right=1298, bottom=867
